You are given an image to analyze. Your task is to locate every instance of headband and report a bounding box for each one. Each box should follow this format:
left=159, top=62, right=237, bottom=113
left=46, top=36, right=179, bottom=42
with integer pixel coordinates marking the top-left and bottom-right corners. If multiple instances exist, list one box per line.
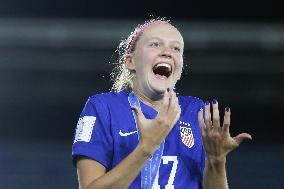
left=127, top=20, right=169, bottom=53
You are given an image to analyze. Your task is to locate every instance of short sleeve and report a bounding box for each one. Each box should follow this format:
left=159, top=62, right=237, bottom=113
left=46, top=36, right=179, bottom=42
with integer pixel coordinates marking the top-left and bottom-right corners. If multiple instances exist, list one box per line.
left=72, top=96, right=113, bottom=170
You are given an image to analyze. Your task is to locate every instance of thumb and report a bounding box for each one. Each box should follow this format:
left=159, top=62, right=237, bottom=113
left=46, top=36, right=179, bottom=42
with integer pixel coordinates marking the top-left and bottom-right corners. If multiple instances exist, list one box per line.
left=233, top=133, right=252, bottom=145
left=131, top=106, right=146, bottom=123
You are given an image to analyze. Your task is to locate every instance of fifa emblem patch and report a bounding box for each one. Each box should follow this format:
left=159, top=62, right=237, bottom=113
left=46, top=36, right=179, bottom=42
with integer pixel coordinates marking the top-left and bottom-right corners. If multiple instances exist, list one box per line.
left=74, top=116, right=96, bottom=143
left=180, top=121, right=194, bottom=148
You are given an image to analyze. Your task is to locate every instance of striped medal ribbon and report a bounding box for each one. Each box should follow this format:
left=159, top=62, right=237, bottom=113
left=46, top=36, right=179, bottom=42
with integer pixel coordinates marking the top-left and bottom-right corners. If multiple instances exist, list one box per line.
left=128, top=92, right=164, bottom=189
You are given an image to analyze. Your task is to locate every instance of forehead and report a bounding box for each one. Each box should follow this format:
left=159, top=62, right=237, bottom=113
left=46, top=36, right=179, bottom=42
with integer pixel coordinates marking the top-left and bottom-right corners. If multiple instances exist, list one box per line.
left=140, top=23, right=184, bottom=45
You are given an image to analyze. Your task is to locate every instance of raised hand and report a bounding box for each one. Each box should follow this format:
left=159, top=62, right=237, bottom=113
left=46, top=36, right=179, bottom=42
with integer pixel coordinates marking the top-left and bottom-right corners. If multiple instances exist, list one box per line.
left=131, top=90, right=181, bottom=156
left=198, top=100, right=252, bottom=161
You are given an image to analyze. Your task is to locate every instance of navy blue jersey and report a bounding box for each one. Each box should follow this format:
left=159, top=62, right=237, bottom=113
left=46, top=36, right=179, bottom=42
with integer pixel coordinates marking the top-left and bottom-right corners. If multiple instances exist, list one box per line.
left=72, top=90, right=205, bottom=189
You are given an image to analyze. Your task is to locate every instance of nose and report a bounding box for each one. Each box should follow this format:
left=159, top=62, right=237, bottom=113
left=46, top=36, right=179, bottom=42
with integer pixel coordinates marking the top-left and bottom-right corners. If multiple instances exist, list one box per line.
left=159, top=47, right=173, bottom=59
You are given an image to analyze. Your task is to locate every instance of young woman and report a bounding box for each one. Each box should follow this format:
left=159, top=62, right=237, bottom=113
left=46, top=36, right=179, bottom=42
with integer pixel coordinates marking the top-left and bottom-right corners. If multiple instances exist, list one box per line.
left=72, top=18, right=252, bottom=189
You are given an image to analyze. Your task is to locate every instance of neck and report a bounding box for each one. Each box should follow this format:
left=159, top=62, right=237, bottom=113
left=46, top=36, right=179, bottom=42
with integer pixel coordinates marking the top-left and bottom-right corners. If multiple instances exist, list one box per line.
left=133, top=88, right=163, bottom=109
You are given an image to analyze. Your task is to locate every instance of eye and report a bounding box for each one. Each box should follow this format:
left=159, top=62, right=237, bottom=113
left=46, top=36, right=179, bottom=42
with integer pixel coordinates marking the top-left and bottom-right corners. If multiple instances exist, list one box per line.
left=150, top=42, right=160, bottom=48
left=172, top=46, right=181, bottom=52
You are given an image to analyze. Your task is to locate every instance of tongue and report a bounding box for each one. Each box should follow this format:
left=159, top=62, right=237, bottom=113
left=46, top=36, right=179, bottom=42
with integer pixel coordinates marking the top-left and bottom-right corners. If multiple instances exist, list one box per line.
left=154, top=73, right=168, bottom=80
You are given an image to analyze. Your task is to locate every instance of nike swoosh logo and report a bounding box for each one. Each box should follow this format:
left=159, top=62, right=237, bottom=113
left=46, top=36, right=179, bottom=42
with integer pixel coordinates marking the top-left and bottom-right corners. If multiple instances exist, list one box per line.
left=119, top=130, right=138, bottom=137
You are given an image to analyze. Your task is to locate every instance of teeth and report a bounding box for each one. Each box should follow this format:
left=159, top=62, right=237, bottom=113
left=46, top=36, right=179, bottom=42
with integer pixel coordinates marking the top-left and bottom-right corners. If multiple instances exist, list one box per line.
left=155, top=63, right=172, bottom=71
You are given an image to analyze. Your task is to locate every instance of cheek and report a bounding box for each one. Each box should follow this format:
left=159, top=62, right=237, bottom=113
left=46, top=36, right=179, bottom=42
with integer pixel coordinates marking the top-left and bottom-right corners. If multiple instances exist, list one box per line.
left=136, top=50, right=156, bottom=69
left=142, top=49, right=157, bottom=62
left=175, top=56, right=184, bottom=70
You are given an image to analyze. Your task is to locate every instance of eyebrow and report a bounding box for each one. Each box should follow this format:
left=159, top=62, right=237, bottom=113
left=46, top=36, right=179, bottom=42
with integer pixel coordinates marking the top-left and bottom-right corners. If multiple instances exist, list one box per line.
left=146, top=36, right=184, bottom=46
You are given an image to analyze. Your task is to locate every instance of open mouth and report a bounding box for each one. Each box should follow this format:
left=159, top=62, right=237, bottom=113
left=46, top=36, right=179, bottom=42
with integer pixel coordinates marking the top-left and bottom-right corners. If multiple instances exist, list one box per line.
left=152, top=63, right=172, bottom=78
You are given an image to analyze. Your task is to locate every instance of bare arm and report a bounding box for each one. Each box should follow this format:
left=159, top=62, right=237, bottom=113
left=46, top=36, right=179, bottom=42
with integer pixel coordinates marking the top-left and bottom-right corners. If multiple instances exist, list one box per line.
left=77, top=144, right=151, bottom=189
left=202, top=157, right=228, bottom=189
left=77, top=90, right=181, bottom=189
left=198, top=101, right=252, bottom=189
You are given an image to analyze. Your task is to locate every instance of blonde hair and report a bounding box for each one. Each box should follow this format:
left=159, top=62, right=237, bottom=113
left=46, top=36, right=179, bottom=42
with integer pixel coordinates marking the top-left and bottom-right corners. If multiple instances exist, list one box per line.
left=110, top=18, right=170, bottom=93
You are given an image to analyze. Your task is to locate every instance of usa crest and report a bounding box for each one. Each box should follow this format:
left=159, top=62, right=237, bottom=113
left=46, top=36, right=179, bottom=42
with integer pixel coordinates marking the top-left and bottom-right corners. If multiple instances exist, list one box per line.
left=180, top=121, right=194, bottom=148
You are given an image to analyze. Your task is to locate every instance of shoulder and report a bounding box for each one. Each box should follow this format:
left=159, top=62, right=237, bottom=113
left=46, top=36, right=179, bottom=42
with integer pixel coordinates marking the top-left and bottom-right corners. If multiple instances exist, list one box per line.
left=79, top=90, right=129, bottom=124
left=84, top=90, right=130, bottom=115
left=87, top=90, right=128, bottom=105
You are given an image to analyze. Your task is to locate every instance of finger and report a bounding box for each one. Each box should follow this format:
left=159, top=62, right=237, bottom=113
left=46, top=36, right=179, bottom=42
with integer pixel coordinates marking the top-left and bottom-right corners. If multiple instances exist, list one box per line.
left=233, top=133, right=252, bottom=145
left=170, top=91, right=178, bottom=115
left=168, top=91, right=181, bottom=126
left=131, top=106, right=146, bottom=123
left=172, top=103, right=181, bottom=127
left=223, top=107, right=231, bottom=134
left=159, top=88, right=170, bottom=116
left=212, top=99, right=220, bottom=127
left=198, top=108, right=206, bottom=137
left=167, top=89, right=176, bottom=114
left=204, top=101, right=211, bottom=127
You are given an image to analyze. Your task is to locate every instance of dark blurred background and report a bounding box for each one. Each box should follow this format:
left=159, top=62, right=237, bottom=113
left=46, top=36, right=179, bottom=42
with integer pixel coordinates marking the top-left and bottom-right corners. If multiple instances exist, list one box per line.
left=0, top=0, right=283, bottom=188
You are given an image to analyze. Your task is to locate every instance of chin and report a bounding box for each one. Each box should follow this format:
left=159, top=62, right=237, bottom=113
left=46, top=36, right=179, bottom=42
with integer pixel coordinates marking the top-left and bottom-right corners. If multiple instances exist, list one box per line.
left=149, top=83, right=169, bottom=94
left=152, top=77, right=175, bottom=92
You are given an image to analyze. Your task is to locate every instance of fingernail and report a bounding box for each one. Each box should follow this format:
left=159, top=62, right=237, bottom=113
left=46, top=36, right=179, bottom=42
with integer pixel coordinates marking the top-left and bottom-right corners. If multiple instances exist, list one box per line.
left=212, top=99, right=217, bottom=104
left=172, top=88, right=179, bottom=95
left=225, top=107, right=230, bottom=112
left=205, top=101, right=209, bottom=106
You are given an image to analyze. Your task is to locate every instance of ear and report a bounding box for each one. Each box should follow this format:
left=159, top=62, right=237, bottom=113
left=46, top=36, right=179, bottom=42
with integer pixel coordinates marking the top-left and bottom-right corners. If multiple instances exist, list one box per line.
left=124, top=54, right=135, bottom=71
